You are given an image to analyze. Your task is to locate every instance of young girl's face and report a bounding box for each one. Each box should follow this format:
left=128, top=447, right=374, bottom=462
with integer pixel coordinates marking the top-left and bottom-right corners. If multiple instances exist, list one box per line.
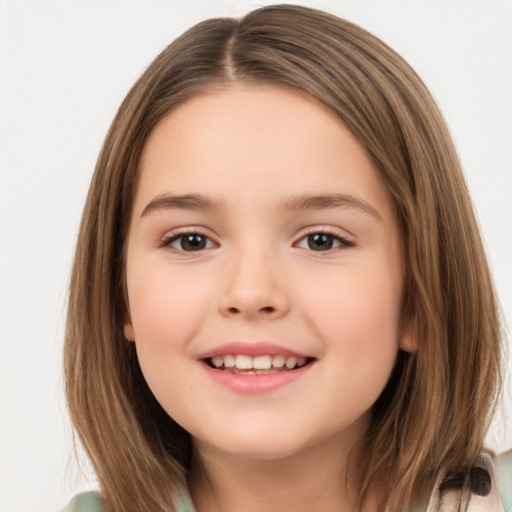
left=124, top=85, right=413, bottom=462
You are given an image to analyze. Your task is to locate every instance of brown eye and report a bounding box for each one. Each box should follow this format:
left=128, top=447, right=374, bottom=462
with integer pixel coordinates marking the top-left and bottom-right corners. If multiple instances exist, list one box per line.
left=166, top=233, right=215, bottom=252
left=307, top=234, right=335, bottom=251
left=297, top=232, right=353, bottom=252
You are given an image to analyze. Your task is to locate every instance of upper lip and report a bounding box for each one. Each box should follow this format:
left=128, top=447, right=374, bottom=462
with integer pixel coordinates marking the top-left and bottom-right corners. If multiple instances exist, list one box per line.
left=197, top=341, right=311, bottom=360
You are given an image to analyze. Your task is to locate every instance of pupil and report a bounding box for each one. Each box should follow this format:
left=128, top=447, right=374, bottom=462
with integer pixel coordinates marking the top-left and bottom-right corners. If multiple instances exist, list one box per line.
left=308, top=233, right=333, bottom=251
left=181, top=234, right=206, bottom=251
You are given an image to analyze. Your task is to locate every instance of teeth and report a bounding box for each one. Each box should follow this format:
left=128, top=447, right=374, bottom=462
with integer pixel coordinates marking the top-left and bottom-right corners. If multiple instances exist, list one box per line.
left=235, top=354, right=253, bottom=369
left=297, top=357, right=307, bottom=367
left=209, top=354, right=309, bottom=371
left=272, top=355, right=285, bottom=368
left=223, top=354, right=235, bottom=368
left=253, top=355, right=272, bottom=370
left=285, top=356, right=297, bottom=369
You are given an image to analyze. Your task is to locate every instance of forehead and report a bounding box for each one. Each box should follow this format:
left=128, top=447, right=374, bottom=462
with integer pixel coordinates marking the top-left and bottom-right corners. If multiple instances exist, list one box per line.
left=135, top=84, right=394, bottom=223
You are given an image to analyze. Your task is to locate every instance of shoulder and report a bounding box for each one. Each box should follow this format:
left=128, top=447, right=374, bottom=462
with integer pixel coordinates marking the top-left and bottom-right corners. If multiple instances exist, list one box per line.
left=419, top=450, right=511, bottom=512
left=60, top=487, right=196, bottom=512
left=497, top=449, right=512, bottom=511
left=61, top=492, right=103, bottom=512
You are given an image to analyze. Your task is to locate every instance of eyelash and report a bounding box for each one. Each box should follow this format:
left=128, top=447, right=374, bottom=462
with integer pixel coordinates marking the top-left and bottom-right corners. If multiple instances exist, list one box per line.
left=160, top=228, right=354, bottom=253
left=296, top=228, right=355, bottom=252
left=160, top=229, right=217, bottom=252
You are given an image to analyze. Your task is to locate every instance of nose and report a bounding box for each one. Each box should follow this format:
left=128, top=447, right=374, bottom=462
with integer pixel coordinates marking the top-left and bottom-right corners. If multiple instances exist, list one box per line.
left=218, top=249, right=290, bottom=321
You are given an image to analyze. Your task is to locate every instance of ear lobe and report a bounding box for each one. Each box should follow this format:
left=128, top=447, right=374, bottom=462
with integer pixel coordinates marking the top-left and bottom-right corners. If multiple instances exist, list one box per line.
left=399, top=315, right=418, bottom=353
left=124, top=315, right=135, bottom=342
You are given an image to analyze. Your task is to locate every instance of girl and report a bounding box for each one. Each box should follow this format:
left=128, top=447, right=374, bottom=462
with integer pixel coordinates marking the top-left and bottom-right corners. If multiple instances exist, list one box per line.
left=63, top=4, right=510, bottom=512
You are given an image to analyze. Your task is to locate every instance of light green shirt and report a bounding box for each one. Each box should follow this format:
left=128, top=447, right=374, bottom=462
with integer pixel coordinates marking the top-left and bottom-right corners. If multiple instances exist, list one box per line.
left=498, top=450, right=512, bottom=511
left=63, top=450, right=512, bottom=512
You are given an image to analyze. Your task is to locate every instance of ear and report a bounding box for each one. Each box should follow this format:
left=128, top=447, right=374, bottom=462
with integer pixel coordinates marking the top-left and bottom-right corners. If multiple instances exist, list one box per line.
left=399, top=314, right=417, bottom=353
left=123, top=313, right=135, bottom=342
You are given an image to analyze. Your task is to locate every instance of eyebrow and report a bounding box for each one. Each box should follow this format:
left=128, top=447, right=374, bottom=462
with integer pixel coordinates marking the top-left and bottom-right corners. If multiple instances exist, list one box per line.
left=140, top=192, right=381, bottom=220
left=141, top=193, right=222, bottom=216
left=281, top=193, right=382, bottom=220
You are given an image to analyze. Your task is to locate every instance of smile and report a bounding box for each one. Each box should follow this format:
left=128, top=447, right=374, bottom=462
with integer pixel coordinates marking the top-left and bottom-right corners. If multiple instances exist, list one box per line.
left=206, top=354, right=311, bottom=373
left=198, top=342, right=316, bottom=392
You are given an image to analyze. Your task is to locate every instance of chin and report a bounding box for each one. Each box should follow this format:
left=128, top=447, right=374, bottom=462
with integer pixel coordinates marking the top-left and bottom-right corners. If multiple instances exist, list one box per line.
left=220, top=445, right=304, bottom=461
left=230, top=442, right=300, bottom=460
left=194, top=429, right=309, bottom=461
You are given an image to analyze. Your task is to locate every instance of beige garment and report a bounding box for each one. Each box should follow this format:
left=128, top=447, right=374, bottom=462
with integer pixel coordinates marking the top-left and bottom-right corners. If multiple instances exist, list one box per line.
left=426, top=453, right=505, bottom=512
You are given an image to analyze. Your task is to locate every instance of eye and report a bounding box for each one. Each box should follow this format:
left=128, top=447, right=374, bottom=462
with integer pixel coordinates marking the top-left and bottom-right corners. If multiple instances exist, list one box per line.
left=296, top=232, right=353, bottom=252
left=163, top=233, right=216, bottom=252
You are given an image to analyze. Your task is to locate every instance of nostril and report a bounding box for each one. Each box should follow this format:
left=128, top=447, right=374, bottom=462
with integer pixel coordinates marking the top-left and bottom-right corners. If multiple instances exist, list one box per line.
left=225, top=306, right=276, bottom=315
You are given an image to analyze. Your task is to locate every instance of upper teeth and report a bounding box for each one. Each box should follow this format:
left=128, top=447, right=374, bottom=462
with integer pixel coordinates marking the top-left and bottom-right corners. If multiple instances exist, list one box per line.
left=210, top=354, right=308, bottom=370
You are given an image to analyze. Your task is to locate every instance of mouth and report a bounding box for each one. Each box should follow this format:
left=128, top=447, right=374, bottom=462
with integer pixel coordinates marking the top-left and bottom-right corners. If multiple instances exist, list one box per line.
left=204, top=354, right=315, bottom=374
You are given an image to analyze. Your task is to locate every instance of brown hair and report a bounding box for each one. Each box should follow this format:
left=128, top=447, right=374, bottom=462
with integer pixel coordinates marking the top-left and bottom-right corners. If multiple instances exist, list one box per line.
left=64, top=5, right=503, bottom=511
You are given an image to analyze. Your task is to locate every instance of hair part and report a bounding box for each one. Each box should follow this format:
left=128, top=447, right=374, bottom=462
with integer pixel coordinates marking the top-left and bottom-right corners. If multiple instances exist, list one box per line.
left=65, top=5, right=503, bottom=511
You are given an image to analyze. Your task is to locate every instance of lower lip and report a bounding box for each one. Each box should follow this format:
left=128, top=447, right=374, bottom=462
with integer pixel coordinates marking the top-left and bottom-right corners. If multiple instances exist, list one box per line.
left=200, top=361, right=313, bottom=394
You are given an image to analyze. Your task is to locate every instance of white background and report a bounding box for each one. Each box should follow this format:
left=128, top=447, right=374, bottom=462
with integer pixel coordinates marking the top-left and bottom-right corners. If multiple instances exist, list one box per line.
left=0, top=1, right=510, bottom=511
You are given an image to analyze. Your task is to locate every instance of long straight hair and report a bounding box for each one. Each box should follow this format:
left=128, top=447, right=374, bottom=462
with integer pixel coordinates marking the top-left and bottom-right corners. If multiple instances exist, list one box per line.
left=65, top=5, right=503, bottom=511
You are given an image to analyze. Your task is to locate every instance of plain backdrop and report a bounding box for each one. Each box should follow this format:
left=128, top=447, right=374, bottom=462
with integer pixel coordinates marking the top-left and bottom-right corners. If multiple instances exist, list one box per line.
left=0, top=1, right=511, bottom=511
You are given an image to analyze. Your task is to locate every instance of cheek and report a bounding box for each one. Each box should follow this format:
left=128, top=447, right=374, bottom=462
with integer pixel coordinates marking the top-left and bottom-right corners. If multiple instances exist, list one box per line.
left=126, top=262, right=211, bottom=355
left=126, top=268, right=205, bottom=412
left=300, top=263, right=403, bottom=366
left=305, top=269, right=402, bottom=422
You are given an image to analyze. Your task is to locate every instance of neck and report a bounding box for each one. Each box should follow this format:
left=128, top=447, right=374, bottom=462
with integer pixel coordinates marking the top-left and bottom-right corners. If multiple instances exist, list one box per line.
left=188, top=436, right=375, bottom=512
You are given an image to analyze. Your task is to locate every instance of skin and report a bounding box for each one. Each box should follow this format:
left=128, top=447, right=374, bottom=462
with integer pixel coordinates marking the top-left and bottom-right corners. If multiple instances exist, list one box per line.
left=124, top=84, right=414, bottom=512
